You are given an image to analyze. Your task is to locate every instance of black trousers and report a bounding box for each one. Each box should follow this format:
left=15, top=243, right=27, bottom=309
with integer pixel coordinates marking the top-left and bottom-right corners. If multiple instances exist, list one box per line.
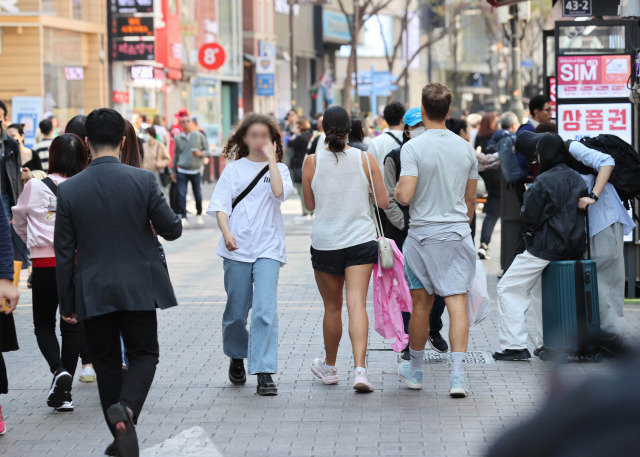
left=32, top=267, right=81, bottom=376
left=83, top=310, right=159, bottom=437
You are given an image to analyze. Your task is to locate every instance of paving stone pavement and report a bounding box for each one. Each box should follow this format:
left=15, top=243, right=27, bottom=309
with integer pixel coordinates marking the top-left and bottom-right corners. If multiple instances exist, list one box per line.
left=1, top=183, right=638, bottom=457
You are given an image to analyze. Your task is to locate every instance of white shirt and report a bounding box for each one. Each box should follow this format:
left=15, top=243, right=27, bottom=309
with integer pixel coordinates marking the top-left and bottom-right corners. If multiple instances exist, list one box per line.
left=206, top=158, right=294, bottom=264
left=368, top=130, right=403, bottom=166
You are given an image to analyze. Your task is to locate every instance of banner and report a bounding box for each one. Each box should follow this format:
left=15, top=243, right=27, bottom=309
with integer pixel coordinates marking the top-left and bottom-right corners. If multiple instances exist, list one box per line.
left=557, top=55, right=630, bottom=99
left=558, top=103, right=633, bottom=144
left=11, top=97, right=43, bottom=149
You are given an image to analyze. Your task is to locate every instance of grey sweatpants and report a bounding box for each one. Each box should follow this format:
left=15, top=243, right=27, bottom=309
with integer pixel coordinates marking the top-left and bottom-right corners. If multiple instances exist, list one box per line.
left=591, top=222, right=625, bottom=342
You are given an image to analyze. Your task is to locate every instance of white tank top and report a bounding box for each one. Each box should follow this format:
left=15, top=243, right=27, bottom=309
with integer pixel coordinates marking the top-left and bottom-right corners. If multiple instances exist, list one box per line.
left=311, top=148, right=377, bottom=250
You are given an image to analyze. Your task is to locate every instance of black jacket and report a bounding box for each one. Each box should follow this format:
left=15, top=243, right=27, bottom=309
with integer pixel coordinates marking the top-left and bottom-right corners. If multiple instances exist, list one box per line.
left=521, top=163, right=588, bottom=261
left=289, top=130, right=313, bottom=170
left=1, top=129, right=22, bottom=209
left=54, top=156, right=182, bottom=321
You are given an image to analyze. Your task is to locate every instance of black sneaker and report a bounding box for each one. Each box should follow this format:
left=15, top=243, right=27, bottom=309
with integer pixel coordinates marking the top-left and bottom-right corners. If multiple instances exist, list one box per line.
left=47, top=371, right=72, bottom=408
left=256, top=373, right=278, bottom=396
left=493, top=349, right=532, bottom=361
left=401, top=346, right=410, bottom=361
left=533, top=346, right=545, bottom=357
left=106, top=403, right=138, bottom=457
left=56, top=392, right=74, bottom=412
left=428, top=331, right=449, bottom=353
left=105, top=441, right=116, bottom=456
left=229, top=358, right=246, bottom=386
left=27, top=273, right=33, bottom=289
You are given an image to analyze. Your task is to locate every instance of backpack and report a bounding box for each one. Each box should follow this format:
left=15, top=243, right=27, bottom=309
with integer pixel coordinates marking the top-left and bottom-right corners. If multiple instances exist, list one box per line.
left=578, top=135, right=640, bottom=206
left=498, top=134, right=530, bottom=184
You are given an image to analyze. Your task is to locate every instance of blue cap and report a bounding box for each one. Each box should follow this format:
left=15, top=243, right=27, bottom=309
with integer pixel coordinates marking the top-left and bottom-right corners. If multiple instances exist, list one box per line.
left=403, top=107, right=422, bottom=127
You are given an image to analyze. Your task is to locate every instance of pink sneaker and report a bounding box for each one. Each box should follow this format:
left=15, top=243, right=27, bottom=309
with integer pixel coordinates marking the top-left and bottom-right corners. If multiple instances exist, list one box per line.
left=310, top=357, right=339, bottom=385
left=0, top=405, right=6, bottom=435
left=353, top=368, right=374, bottom=393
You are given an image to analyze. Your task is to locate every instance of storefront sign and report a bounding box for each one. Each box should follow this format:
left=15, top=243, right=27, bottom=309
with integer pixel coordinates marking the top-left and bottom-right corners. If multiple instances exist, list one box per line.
left=131, top=65, right=154, bottom=80
left=114, top=16, right=154, bottom=38
left=256, top=57, right=275, bottom=96
left=323, top=10, right=351, bottom=43
left=64, top=67, right=84, bottom=81
left=558, top=103, right=633, bottom=144
left=198, top=43, right=225, bottom=70
left=549, top=76, right=557, bottom=119
left=113, top=0, right=153, bottom=14
left=112, top=90, right=130, bottom=104
left=562, top=0, right=592, bottom=17
left=155, top=0, right=182, bottom=80
left=11, top=97, right=43, bottom=149
left=557, top=55, right=630, bottom=99
left=111, top=41, right=155, bottom=61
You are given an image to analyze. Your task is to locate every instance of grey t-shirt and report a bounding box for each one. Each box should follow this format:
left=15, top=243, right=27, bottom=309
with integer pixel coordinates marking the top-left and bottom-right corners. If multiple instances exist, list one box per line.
left=400, top=129, right=478, bottom=226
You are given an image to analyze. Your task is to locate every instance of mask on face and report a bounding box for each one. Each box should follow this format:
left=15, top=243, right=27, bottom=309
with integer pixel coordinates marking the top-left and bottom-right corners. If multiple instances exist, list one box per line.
left=409, top=126, right=425, bottom=139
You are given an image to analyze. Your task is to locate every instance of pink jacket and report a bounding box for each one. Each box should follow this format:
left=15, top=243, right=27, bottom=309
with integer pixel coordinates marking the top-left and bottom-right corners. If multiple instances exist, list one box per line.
left=12, top=174, right=68, bottom=259
left=373, top=239, right=413, bottom=352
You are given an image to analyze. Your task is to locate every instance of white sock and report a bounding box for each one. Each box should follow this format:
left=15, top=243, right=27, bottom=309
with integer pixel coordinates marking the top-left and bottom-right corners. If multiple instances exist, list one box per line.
left=451, top=352, right=466, bottom=375
left=324, top=362, right=335, bottom=370
left=409, top=348, right=423, bottom=372
left=355, top=366, right=367, bottom=374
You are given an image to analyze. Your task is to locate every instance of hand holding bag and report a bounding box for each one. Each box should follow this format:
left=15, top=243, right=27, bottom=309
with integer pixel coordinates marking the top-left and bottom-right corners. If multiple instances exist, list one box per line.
left=363, top=152, right=394, bottom=269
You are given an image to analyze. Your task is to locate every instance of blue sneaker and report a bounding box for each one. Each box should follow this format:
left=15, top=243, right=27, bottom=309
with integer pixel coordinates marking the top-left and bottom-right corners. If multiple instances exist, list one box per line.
left=449, top=373, right=469, bottom=398
left=397, top=361, right=422, bottom=390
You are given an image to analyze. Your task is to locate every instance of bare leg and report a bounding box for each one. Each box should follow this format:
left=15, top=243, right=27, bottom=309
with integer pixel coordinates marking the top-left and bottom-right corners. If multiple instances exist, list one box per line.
left=314, top=270, right=345, bottom=366
left=408, top=288, right=435, bottom=351
left=445, top=294, right=469, bottom=353
left=344, top=264, right=374, bottom=368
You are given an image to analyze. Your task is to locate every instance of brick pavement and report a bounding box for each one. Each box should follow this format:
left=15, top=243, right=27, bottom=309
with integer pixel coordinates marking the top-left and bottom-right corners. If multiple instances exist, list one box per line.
left=0, top=183, right=638, bottom=457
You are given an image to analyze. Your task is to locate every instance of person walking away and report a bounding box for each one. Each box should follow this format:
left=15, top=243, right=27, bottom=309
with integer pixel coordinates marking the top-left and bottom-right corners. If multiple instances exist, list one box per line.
left=289, top=118, right=314, bottom=221
left=477, top=112, right=519, bottom=260
left=474, top=113, right=497, bottom=152
left=33, top=119, right=55, bottom=172
left=395, top=83, right=478, bottom=398
left=55, top=108, right=182, bottom=457
left=308, top=114, right=326, bottom=156
left=12, top=134, right=89, bottom=412
left=172, top=113, right=207, bottom=227
left=517, top=94, right=552, bottom=134
left=6, top=124, right=45, bottom=183
left=302, top=106, right=389, bottom=393
left=191, top=115, right=212, bottom=183
left=207, top=114, right=294, bottom=396
left=65, top=115, right=87, bottom=139
left=142, top=127, right=171, bottom=195
left=382, top=107, right=449, bottom=359
left=467, top=113, right=482, bottom=149
left=348, top=117, right=369, bottom=151
left=368, top=102, right=406, bottom=165
left=492, top=133, right=588, bottom=361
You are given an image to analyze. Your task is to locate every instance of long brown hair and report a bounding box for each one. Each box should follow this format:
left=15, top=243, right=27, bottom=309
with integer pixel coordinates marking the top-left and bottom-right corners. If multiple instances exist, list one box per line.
left=222, top=113, right=284, bottom=162
left=477, top=113, right=496, bottom=138
left=122, top=120, right=142, bottom=168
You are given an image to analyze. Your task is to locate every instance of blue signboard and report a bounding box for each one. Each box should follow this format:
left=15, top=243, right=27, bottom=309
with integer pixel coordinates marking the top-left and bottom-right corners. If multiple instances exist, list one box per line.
left=11, top=96, right=43, bottom=149
left=562, top=0, right=592, bottom=17
left=257, top=74, right=275, bottom=96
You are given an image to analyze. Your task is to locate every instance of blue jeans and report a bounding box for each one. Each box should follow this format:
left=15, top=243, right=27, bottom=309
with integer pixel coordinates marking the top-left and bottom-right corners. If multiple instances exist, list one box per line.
left=177, top=171, right=202, bottom=218
left=222, top=258, right=280, bottom=374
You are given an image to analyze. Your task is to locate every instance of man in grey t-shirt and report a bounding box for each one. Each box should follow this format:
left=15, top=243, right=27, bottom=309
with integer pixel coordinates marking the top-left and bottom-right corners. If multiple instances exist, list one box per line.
left=394, top=83, right=477, bottom=398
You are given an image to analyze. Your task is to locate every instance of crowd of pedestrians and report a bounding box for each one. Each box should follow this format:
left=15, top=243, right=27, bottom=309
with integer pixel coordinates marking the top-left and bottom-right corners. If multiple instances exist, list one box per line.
left=0, top=80, right=635, bottom=456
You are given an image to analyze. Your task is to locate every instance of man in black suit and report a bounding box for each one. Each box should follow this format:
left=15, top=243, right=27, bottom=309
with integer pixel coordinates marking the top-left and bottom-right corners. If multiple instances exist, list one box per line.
left=54, top=108, right=182, bottom=457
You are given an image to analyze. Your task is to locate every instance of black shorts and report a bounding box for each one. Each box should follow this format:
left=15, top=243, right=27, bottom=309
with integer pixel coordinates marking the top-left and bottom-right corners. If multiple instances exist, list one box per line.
left=310, top=241, right=378, bottom=276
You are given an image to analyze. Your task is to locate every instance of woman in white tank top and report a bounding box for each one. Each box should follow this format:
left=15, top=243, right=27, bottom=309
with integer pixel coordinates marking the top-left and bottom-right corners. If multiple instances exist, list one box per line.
left=301, top=106, right=389, bottom=393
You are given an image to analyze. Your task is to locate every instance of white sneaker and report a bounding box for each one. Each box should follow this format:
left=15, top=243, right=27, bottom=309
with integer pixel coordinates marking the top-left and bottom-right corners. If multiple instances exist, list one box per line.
left=196, top=215, right=204, bottom=226
left=79, top=365, right=96, bottom=383
left=181, top=217, right=189, bottom=227
left=310, top=357, right=338, bottom=385
left=353, top=368, right=374, bottom=393
left=56, top=393, right=74, bottom=412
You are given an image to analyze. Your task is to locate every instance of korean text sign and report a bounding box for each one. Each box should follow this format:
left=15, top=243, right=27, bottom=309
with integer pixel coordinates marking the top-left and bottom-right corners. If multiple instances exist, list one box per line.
left=558, top=103, right=632, bottom=144
left=557, top=55, right=630, bottom=99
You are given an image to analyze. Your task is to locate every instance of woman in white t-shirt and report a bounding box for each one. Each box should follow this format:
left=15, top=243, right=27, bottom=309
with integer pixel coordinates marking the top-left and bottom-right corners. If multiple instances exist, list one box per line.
left=302, top=106, right=389, bottom=393
left=207, top=114, right=294, bottom=396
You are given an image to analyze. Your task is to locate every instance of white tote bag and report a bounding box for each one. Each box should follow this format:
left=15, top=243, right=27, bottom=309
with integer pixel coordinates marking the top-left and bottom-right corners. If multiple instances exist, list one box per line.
left=466, top=260, right=491, bottom=326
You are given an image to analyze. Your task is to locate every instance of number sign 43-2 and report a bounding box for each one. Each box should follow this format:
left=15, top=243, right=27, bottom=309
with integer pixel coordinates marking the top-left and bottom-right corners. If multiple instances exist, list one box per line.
left=562, top=0, right=592, bottom=17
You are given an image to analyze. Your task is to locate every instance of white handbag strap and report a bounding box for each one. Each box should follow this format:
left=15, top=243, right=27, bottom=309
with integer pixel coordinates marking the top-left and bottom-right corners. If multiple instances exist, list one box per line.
left=363, top=151, right=385, bottom=239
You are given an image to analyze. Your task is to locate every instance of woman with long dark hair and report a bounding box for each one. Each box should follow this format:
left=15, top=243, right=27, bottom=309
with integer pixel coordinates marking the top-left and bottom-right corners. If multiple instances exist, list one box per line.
left=12, top=134, right=89, bottom=412
left=302, top=106, right=389, bottom=393
left=122, top=120, right=143, bottom=168
left=207, top=113, right=294, bottom=395
left=474, top=113, right=497, bottom=152
left=348, top=117, right=369, bottom=151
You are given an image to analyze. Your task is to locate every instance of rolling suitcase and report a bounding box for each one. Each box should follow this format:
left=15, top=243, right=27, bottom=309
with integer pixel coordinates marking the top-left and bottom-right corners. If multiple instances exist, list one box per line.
left=539, top=212, right=602, bottom=362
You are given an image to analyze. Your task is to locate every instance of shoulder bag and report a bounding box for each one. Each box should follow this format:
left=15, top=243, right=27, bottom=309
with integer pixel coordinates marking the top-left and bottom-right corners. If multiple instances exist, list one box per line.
left=231, top=164, right=270, bottom=212
left=363, top=152, right=394, bottom=269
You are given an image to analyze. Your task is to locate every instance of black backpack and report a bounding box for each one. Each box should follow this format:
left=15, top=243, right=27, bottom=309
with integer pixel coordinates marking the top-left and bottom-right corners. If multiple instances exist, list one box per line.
left=578, top=135, right=640, bottom=207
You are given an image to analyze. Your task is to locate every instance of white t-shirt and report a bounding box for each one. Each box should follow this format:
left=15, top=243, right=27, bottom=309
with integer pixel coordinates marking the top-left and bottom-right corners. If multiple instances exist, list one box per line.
left=368, top=130, right=403, bottom=166
left=206, top=158, right=294, bottom=264
left=400, top=129, right=478, bottom=226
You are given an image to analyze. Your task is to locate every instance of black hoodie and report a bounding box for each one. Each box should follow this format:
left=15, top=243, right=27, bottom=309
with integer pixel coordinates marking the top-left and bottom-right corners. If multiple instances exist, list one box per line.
left=520, top=133, right=588, bottom=261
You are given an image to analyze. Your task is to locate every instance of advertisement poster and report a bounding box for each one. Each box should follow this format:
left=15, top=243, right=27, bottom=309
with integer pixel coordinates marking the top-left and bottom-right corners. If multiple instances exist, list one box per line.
left=558, top=103, right=632, bottom=144
left=11, top=96, right=43, bottom=149
left=557, top=55, right=630, bottom=99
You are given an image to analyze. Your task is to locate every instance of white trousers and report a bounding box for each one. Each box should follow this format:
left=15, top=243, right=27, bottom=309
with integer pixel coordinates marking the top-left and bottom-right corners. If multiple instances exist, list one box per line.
left=497, top=251, right=549, bottom=350
left=591, top=223, right=625, bottom=342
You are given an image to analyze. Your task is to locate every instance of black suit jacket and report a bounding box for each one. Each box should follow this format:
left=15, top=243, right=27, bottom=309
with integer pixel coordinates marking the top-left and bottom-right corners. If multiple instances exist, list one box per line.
left=54, top=156, right=182, bottom=321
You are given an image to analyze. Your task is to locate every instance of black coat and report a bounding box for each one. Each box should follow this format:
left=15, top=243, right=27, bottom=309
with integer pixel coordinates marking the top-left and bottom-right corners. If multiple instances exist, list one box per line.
left=521, top=163, right=588, bottom=261
left=54, top=156, right=183, bottom=321
left=289, top=131, right=312, bottom=170
left=1, top=130, right=22, bottom=209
